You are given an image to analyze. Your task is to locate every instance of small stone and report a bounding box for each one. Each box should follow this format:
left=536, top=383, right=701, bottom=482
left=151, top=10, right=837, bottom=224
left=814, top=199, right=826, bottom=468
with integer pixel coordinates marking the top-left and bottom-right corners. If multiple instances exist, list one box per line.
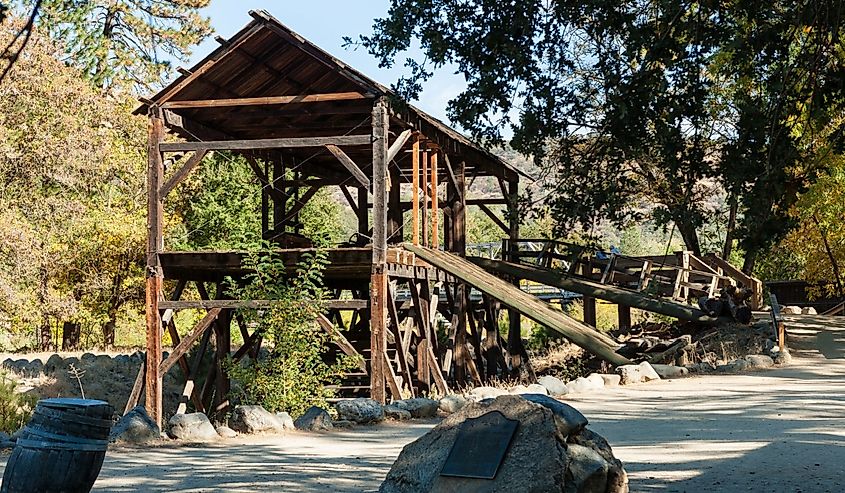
left=801, top=307, right=818, bottom=315
left=230, top=405, right=287, bottom=434
left=438, top=394, right=467, bottom=413
left=717, top=358, right=750, bottom=372
left=586, top=373, right=606, bottom=389
left=685, top=362, right=716, bottom=373
left=216, top=426, right=238, bottom=438
left=537, top=375, right=568, bottom=396
left=332, top=419, right=355, bottom=429
left=275, top=412, right=295, bottom=430
left=167, top=413, right=218, bottom=442
left=651, top=364, right=689, bottom=379
left=773, top=348, right=792, bottom=365
left=566, top=376, right=602, bottom=394
left=781, top=306, right=802, bottom=315
left=335, top=398, right=385, bottom=424
left=109, top=406, right=160, bottom=445
left=509, top=384, right=549, bottom=396
left=394, top=398, right=439, bottom=418
left=745, top=354, right=774, bottom=369
left=384, top=405, right=412, bottom=420
left=294, top=406, right=333, bottom=431
left=597, top=374, right=622, bottom=387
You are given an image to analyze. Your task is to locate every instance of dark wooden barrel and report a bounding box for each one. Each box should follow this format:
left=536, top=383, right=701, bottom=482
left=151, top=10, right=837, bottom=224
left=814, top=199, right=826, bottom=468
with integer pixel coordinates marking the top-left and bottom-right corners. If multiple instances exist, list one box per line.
left=1, top=398, right=113, bottom=493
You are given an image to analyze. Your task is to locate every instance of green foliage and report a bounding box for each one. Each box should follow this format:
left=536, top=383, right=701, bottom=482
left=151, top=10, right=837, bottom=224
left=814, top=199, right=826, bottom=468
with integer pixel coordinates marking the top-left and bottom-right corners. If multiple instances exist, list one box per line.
left=360, top=1, right=845, bottom=266
left=0, top=373, right=36, bottom=434
left=32, top=0, right=212, bottom=92
left=225, top=247, right=358, bottom=418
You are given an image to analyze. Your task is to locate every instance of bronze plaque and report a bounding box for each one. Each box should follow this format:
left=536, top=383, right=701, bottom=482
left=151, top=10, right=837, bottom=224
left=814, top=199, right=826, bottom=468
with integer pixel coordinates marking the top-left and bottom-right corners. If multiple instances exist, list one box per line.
left=439, top=411, right=519, bottom=480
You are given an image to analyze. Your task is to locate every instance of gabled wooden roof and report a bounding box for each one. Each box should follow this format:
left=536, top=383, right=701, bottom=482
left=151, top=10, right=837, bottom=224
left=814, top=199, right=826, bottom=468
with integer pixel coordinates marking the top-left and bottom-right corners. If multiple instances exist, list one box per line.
left=137, top=10, right=521, bottom=181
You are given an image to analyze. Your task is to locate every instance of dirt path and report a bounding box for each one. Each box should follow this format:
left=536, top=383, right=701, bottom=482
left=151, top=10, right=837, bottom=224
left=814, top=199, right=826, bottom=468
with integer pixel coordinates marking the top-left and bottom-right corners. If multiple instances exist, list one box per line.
left=9, top=314, right=845, bottom=492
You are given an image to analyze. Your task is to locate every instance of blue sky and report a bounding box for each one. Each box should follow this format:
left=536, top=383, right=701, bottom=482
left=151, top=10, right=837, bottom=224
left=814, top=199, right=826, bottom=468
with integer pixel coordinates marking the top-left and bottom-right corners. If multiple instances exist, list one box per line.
left=187, top=1, right=465, bottom=126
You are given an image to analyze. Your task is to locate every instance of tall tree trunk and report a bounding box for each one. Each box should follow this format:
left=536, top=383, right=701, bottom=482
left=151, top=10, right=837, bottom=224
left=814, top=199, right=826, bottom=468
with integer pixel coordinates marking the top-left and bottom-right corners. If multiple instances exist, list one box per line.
left=723, top=192, right=738, bottom=259
left=38, top=260, right=51, bottom=351
left=742, top=249, right=757, bottom=275
left=103, top=309, right=117, bottom=348
left=813, top=215, right=844, bottom=298
left=62, top=322, right=81, bottom=350
left=676, top=221, right=702, bottom=257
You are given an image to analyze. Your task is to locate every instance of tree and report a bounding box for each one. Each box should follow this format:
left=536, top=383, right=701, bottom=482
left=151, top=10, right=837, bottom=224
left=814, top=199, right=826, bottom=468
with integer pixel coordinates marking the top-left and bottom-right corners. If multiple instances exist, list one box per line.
left=32, top=0, right=211, bottom=91
left=358, top=1, right=845, bottom=270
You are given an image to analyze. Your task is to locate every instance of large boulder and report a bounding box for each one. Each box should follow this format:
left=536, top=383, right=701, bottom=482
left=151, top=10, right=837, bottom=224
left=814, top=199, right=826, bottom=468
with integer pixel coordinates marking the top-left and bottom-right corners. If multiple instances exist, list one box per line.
left=294, top=406, right=333, bottom=431
left=109, top=406, right=160, bottom=445
left=167, top=413, right=218, bottom=442
left=229, top=405, right=286, bottom=434
left=745, top=354, right=774, bottom=369
left=380, top=395, right=626, bottom=493
left=566, top=376, right=602, bottom=394
left=393, top=398, right=440, bottom=418
left=335, top=398, right=385, bottom=424
left=384, top=405, right=412, bottom=421
left=439, top=395, right=468, bottom=414
left=651, top=364, right=689, bottom=379
left=275, top=412, right=295, bottom=430
left=617, top=361, right=661, bottom=385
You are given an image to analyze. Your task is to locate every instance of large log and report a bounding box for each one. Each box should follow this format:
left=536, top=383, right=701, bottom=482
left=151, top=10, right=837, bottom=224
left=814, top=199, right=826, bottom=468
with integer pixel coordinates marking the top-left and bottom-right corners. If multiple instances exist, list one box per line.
left=470, top=257, right=729, bottom=325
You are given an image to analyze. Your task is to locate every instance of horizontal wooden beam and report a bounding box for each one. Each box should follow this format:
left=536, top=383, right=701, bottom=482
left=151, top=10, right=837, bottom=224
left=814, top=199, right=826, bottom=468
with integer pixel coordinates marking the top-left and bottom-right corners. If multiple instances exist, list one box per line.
left=158, top=299, right=368, bottom=310
left=160, top=92, right=373, bottom=109
left=160, top=135, right=372, bottom=152
left=368, top=198, right=506, bottom=208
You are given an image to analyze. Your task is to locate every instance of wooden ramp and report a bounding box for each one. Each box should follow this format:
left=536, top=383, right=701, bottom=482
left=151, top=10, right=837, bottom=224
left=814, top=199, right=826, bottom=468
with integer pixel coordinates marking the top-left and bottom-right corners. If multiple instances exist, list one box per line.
left=404, top=244, right=631, bottom=366
left=470, top=257, right=726, bottom=324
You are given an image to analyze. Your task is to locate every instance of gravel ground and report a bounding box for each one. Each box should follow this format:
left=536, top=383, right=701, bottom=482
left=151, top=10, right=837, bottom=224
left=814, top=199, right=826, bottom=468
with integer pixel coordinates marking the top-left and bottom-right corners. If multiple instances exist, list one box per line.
left=3, top=313, right=844, bottom=492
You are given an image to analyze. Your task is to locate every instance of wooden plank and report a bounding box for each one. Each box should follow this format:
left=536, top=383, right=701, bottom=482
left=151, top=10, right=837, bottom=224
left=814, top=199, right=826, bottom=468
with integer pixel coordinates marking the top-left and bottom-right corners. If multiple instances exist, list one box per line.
left=417, top=338, right=430, bottom=390
left=339, top=185, right=359, bottom=214
left=175, top=324, right=213, bottom=415
left=279, top=186, right=320, bottom=225
left=383, top=350, right=403, bottom=401
left=387, top=129, right=413, bottom=163
left=159, top=135, right=372, bottom=152
left=124, top=359, right=145, bottom=415
left=431, top=152, right=439, bottom=247
left=370, top=98, right=389, bottom=404
left=159, top=149, right=209, bottom=197
left=412, top=137, right=420, bottom=245
left=159, top=308, right=222, bottom=375
left=325, top=144, right=371, bottom=189
left=427, top=344, right=450, bottom=394
left=145, top=112, right=164, bottom=429
left=406, top=245, right=631, bottom=366
left=387, top=283, right=415, bottom=396
left=316, top=314, right=367, bottom=372
left=442, top=154, right=463, bottom=202
left=160, top=91, right=372, bottom=109
left=159, top=299, right=368, bottom=310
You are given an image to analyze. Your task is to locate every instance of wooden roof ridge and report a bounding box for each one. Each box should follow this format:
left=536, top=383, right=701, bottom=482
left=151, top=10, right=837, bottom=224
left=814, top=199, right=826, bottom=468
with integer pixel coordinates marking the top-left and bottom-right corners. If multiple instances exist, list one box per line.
left=136, top=9, right=527, bottom=180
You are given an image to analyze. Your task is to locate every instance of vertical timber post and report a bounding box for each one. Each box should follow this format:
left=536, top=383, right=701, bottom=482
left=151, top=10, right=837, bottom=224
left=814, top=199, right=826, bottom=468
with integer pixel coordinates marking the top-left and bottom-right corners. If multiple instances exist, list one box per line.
left=145, top=108, right=164, bottom=429
left=357, top=186, right=368, bottom=244
left=412, top=136, right=420, bottom=245
left=618, top=305, right=632, bottom=331
left=370, top=97, right=389, bottom=404
left=452, top=159, right=468, bottom=383
left=431, top=152, right=439, bottom=248
left=505, top=178, right=530, bottom=379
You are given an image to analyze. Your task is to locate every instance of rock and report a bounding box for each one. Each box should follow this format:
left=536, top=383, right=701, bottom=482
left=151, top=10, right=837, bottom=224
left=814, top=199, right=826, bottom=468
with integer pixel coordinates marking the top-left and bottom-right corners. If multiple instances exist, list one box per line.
left=335, top=398, right=385, bottom=424
left=685, top=362, right=716, bottom=373
left=651, top=364, right=689, bottom=379
left=566, top=376, right=602, bottom=394
left=617, top=361, right=661, bottom=385
left=566, top=444, right=609, bottom=493
left=597, top=374, right=622, bottom=387
left=394, top=398, right=439, bottom=418
left=468, top=386, right=508, bottom=401
left=24, top=360, right=43, bottom=377
left=216, top=426, right=238, bottom=438
left=294, top=406, right=333, bottom=431
left=109, top=406, right=161, bottom=445
left=521, top=394, right=588, bottom=437
left=332, top=420, right=355, bottom=429
left=781, top=306, right=802, bottom=315
left=80, top=353, right=97, bottom=363
left=586, top=373, right=606, bottom=389
left=438, top=394, right=468, bottom=413
left=44, top=354, right=64, bottom=374
left=275, top=412, right=295, bottom=430
left=717, top=358, right=750, bottom=372
left=509, top=383, right=549, bottom=396
left=773, top=348, right=792, bottom=365
left=384, top=405, right=412, bottom=420
left=229, top=405, right=286, bottom=434
left=537, top=375, right=568, bottom=396
left=167, top=413, right=218, bottom=442
left=745, top=354, right=774, bottom=369
left=380, top=395, right=622, bottom=493
left=802, top=306, right=818, bottom=315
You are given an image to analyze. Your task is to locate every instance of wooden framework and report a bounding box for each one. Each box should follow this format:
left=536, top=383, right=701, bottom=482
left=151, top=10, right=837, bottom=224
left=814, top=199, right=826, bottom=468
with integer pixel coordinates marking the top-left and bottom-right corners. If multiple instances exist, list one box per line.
left=136, top=10, right=527, bottom=427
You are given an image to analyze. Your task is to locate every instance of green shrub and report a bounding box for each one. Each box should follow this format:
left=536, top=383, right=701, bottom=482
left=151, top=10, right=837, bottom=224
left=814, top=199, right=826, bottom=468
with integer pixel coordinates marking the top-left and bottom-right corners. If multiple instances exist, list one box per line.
left=225, top=247, right=359, bottom=418
left=0, top=373, right=37, bottom=434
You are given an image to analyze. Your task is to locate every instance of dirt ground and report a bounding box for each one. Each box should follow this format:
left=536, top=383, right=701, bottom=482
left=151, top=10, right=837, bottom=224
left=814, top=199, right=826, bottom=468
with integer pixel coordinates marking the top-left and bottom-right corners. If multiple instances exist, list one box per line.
left=5, top=313, right=845, bottom=492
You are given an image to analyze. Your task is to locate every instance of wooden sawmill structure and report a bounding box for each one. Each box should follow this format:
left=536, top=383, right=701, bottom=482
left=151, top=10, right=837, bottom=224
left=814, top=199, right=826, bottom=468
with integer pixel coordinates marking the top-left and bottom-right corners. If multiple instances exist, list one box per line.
left=134, top=10, right=761, bottom=429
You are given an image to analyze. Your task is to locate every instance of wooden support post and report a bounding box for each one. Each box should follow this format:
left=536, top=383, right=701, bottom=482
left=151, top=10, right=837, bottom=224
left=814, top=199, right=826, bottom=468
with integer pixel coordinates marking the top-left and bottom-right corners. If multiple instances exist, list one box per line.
left=144, top=109, right=164, bottom=429
left=412, top=136, right=420, bottom=245
left=214, top=307, right=232, bottom=413
left=618, top=304, right=632, bottom=331
left=357, top=186, right=368, bottom=244
left=431, top=152, right=439, bottom=248
left=370, top=97, right=389, bottom=404
left=421, top=149, right=429, bottom=246
left=581, top=261, right=598, bottom=327
left=387, top=163, right=403, bottom=242
left=505, top=179, right=532, bottom=380
left=273, top=154, right=285, bottom=233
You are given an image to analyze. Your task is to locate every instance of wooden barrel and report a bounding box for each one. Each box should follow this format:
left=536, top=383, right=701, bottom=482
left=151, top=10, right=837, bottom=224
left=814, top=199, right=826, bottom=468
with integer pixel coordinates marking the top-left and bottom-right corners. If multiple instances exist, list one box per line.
left=1, top=398, right=113, bottom=493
